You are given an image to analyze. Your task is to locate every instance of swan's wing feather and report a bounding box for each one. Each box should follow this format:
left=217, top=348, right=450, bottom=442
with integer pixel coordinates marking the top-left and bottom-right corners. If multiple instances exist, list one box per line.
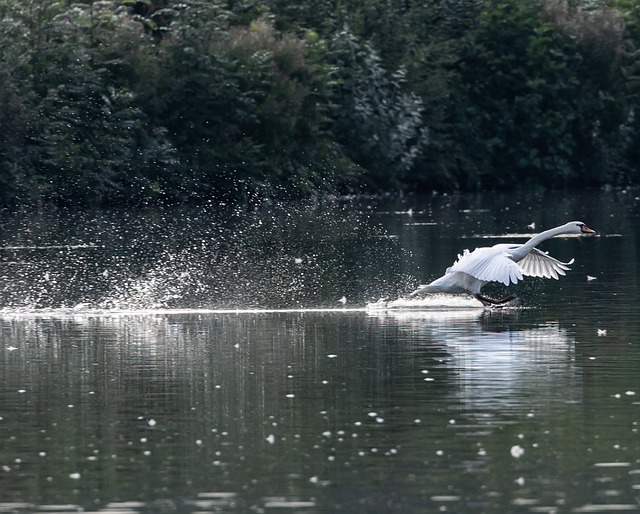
left=448, top=245, right=523, bottom=286
left=517, top=248, right=574, bottom=280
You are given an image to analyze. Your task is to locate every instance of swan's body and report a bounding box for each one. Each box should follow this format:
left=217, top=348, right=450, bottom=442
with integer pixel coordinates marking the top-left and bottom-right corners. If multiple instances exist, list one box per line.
left=411, top=221, right=596, bottom=305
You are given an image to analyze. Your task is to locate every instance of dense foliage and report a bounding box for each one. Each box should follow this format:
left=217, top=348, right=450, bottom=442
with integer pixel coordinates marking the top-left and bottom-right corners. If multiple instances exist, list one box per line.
left=0, top=0, right=638, bottom=206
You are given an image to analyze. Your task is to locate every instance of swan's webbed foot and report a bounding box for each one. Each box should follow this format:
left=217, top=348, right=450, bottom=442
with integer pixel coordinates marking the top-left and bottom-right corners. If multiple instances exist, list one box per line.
left=474, top=294, right=517, bottom=307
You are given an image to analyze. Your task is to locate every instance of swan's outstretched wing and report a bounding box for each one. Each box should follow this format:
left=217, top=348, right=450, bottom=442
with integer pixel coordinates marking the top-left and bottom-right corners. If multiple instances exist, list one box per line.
left=517, top=248, right=574, bottom=279
left=447, top=245, right=524, bottom=286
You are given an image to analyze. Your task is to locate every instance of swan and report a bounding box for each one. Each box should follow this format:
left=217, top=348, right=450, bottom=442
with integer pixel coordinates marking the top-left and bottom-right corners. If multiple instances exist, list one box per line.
left=410, top=221, right=596, bottom=306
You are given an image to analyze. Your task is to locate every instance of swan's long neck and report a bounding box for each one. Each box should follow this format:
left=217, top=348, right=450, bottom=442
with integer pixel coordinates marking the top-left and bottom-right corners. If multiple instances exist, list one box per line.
left=520, top=224, right=572, bottom=252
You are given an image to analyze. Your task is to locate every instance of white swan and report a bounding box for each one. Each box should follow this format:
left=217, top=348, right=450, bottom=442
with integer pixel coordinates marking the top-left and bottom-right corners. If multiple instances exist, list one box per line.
left=410, top=221, right=596, bottom=305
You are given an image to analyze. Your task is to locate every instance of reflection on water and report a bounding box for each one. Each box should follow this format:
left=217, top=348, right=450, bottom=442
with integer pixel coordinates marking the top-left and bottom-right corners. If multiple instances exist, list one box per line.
left=1, top=306, right=639, bottom=513
left=375, top=308, right=581, bottom=410
left=0, top=190, right=639, bottom=513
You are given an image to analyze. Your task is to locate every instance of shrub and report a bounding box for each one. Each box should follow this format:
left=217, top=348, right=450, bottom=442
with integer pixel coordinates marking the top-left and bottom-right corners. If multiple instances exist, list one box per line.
left=330, top=27, right=429, bottom=190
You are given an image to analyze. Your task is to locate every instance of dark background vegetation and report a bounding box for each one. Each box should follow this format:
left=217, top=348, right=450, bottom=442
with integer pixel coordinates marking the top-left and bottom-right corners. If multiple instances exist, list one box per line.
left=0, top=0, right=638, bottom=206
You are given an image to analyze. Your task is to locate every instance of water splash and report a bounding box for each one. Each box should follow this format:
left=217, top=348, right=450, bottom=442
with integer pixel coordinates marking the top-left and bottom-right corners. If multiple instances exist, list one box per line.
left=366, top=294, right=484, bottom=311
left=0, top=200, right=415, bottom=311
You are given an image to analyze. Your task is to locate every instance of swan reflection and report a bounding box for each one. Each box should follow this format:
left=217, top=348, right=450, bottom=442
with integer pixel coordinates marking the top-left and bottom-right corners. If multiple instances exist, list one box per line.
left=368, top=303, right=580, bottom=411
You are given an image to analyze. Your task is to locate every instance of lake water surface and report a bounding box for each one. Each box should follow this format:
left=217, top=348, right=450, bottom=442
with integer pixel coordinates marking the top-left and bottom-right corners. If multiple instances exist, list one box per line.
left=0, top=190, right=639, bottom=513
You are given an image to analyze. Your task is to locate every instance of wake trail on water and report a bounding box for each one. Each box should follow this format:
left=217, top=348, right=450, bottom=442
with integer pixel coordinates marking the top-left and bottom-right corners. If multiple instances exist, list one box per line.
left=367, top=294, right=485, bottom=310
left=0, top=306, right=367, bottom=318
left=0, top=294, right=492, bottom=319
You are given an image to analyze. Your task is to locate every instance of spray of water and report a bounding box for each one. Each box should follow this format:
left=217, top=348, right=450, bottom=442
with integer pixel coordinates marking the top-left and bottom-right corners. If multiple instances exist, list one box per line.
left=0, top=199, right=416, bottom=312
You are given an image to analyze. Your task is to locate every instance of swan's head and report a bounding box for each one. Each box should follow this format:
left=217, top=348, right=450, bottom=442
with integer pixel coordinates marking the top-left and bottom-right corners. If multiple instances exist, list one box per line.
left=567, top=221, right=596, bottom=235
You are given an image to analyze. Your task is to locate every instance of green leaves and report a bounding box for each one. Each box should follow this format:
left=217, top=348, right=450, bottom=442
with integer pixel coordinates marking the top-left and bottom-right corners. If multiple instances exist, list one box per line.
left=0, top=0, right=342, bottom=205
left=0, top=0, right=638, bottom=205
left=460, top=0, right=630, bottom=188
left=330, top=27, right=429, bottom=189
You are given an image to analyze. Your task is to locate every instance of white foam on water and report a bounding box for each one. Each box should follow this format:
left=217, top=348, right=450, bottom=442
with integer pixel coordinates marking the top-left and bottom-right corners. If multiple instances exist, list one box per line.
left=0, top=291, right=523, bottom=320
left=0, top=305, right=367, bottom=319
left=366, top=294, right=485, bottom=311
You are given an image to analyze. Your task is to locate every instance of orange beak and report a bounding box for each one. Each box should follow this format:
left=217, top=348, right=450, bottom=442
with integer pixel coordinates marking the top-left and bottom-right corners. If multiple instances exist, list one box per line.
left=581, top=225, right=596, bottom=234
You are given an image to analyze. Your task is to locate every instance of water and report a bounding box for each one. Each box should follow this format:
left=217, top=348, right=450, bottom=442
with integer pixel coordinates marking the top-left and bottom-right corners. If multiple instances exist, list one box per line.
left=0, top=189, right=639, bottom=513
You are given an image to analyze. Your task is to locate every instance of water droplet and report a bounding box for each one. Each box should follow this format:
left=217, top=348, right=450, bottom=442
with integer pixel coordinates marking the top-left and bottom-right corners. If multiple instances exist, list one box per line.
left=510, top=445, right=525, bottom=458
